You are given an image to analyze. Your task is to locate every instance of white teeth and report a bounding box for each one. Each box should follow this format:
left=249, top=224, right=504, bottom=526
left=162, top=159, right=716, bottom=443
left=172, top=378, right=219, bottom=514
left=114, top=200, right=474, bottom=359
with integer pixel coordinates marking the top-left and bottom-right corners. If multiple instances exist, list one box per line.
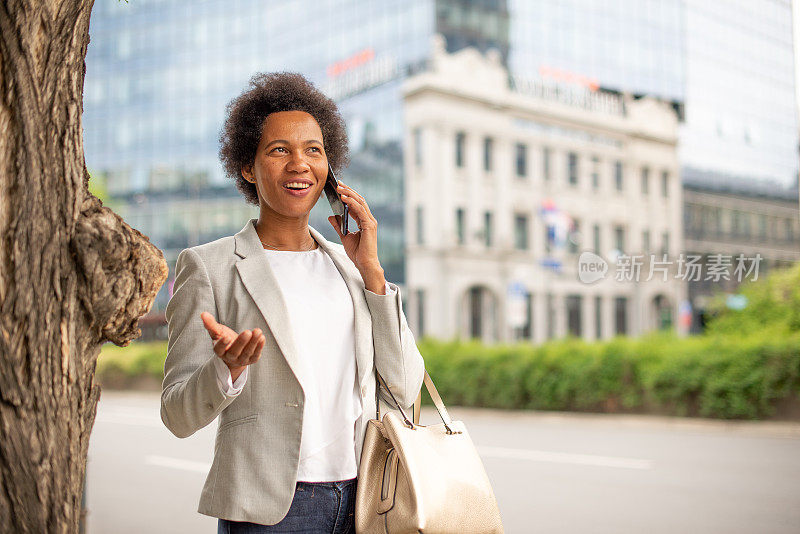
left=285, top=182, right=311, bottom=189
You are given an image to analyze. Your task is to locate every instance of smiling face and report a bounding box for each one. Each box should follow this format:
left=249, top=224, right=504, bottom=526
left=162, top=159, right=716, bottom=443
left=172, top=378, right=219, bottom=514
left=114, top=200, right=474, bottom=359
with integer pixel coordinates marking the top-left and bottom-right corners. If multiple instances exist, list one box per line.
left=242, top=110, right=328, bottom=220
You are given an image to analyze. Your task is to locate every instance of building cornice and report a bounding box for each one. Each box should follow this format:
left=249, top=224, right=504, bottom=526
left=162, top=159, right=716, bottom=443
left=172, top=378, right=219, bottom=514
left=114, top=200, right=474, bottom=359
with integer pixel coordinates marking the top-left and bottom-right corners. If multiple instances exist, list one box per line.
left=403, top=78, right=678, bottom=147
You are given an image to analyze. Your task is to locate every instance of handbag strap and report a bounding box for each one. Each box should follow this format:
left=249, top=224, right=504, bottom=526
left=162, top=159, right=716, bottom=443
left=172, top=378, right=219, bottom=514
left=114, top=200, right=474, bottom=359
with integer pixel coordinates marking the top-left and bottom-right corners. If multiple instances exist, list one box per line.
left=375, top=370, right=456, bottom=433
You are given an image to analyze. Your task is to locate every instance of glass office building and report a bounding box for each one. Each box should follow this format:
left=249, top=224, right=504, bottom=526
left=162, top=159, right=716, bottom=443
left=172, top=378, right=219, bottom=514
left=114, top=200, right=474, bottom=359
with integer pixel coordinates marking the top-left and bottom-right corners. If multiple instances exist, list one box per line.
left=84, top=0, right=429, bottom=314
left=508, top=0, right=685, bottom=102
left=679, top=0, right=797, bottom=186
left=508, top=0, right=798, bottom=188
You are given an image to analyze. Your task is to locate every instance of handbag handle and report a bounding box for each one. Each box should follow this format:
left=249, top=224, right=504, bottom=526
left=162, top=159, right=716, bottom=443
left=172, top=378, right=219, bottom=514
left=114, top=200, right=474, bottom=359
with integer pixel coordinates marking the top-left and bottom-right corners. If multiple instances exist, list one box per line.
left=375, top=370, right=459, bottom=434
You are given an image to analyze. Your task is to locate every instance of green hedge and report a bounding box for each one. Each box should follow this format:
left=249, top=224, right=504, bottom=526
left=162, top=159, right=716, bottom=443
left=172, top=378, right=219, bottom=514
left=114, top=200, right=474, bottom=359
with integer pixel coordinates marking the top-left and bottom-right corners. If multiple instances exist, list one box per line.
left=96, top=341, right=167, bottom=389
left=418, top=330, right=800, bottom=420
left=97, top=329, right=800, bottom=420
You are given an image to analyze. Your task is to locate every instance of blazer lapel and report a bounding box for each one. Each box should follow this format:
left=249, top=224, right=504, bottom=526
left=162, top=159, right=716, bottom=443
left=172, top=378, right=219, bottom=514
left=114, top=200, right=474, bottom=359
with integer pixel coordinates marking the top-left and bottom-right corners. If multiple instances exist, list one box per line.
left=234, top=220, right=305, bottom=391
left=233, top=219, right=373, bottom=395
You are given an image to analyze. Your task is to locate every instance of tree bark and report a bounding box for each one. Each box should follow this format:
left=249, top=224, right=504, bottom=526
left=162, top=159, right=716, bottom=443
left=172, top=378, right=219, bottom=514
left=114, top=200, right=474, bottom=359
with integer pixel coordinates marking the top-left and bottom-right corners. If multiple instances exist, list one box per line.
left=0, top=2, right=168, bottom=532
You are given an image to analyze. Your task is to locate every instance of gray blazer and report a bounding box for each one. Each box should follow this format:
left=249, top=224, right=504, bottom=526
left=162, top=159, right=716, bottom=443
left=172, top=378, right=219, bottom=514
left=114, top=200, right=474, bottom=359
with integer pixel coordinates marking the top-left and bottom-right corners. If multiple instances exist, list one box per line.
left=161, top=218, right=425, bottom=525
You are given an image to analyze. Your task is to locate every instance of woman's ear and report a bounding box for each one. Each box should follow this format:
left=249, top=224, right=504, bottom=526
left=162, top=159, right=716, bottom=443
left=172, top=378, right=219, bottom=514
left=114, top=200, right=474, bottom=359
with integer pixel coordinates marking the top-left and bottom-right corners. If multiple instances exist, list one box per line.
left=241, top=164, right=254, bottom=183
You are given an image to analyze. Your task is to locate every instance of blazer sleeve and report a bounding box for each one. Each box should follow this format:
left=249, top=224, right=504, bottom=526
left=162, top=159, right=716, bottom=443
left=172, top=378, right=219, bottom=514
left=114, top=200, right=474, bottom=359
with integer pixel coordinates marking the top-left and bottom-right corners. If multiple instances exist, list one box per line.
left=161, top=248, right=238, bottom=438
left=364, top=281, right=425, bottom=409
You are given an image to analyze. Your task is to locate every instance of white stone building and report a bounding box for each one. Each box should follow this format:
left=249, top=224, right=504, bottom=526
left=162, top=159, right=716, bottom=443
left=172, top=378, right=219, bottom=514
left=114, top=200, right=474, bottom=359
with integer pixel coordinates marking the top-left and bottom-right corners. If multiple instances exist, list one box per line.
left=402, top=40, right=686, bottom=344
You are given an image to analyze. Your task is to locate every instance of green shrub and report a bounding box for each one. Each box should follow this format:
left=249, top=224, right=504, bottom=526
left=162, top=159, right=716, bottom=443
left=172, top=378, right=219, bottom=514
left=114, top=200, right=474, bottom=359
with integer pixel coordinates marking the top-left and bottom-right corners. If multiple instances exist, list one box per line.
left=420, top=330, right=800, bottom=420
left=704, top=262, right=800, bottom=337
left=97, top=341, right=167, bottom=384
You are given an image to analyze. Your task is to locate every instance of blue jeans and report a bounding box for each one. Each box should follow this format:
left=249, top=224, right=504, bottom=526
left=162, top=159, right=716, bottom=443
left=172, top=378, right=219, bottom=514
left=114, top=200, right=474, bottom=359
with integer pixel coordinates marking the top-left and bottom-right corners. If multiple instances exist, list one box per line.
left=217, top=477, right=357, bottom=534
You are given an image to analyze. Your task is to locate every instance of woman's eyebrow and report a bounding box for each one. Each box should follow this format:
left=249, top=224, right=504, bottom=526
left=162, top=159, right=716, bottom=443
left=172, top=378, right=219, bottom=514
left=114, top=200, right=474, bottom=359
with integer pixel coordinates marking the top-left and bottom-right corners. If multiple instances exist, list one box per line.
left=265, top=139, right=323, bottom=147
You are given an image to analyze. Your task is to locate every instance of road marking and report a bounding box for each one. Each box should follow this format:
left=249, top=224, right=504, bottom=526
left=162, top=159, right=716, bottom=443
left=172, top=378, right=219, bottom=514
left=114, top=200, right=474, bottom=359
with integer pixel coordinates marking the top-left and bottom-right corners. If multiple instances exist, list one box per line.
left=100, top=407, right=653, bottom=472
left=95, top=412, right=163, bottom=428
left=144, top=447, right=651, bottom=475
left=145, top=455, right=211, bottom=473
left=477, top=445, right=653, bottom=470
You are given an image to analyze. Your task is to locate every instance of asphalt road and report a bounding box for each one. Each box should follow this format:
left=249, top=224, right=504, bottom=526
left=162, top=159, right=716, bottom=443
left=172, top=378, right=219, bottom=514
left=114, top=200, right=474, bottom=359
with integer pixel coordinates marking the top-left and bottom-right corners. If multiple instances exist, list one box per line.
left=86, top=391, right=800, bottom=533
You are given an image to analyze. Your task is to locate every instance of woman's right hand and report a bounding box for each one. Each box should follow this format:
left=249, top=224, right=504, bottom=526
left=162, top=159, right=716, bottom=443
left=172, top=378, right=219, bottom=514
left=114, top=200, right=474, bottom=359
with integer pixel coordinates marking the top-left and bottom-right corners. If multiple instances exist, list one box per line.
left=200, top=312, right=265, bottom=381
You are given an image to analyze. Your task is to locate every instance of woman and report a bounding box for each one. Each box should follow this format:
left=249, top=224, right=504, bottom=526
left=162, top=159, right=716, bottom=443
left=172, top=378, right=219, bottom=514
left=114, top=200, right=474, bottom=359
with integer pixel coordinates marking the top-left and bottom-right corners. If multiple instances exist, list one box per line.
left=160, top=72, right=425, bottom=534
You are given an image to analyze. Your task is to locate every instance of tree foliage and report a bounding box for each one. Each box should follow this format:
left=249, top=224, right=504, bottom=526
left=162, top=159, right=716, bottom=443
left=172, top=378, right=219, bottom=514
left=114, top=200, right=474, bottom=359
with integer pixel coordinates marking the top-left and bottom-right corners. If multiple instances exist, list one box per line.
left=704, top=262, right=800, bottom=336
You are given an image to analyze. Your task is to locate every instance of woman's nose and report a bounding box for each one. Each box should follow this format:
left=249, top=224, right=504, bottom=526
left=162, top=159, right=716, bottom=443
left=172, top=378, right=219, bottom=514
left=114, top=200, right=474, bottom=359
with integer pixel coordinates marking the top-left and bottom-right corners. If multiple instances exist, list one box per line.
left=286, top=150, right=311, bottom=172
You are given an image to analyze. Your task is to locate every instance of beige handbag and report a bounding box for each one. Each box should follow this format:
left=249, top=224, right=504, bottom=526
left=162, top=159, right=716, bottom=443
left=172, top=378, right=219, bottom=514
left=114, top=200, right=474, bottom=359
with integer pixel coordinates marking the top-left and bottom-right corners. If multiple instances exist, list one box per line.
left=355, top=371, right=504, bottom=533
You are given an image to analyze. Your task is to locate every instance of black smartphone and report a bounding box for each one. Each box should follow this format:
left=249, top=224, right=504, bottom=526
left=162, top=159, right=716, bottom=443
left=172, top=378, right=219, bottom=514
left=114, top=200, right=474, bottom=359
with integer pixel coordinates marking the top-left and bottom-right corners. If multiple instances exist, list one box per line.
left=323, top=163, right=349, bottom=236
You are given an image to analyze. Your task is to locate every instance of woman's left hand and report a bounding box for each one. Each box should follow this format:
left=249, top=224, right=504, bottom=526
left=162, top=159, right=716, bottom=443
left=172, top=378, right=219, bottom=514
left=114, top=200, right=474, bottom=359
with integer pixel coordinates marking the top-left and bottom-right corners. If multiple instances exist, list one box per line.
left=328, top=181, right=384, bottom=280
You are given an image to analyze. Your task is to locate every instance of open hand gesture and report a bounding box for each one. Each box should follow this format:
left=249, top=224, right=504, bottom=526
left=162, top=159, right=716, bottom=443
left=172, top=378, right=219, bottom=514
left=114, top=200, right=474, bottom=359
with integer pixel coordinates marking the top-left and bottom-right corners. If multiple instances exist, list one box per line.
left=200, top=312, right=265, bottom=380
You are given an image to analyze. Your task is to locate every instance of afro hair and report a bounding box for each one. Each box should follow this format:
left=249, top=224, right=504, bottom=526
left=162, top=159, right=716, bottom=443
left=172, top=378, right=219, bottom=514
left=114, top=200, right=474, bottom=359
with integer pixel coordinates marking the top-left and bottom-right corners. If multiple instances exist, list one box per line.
left=219, top=72, right=350, bottom=205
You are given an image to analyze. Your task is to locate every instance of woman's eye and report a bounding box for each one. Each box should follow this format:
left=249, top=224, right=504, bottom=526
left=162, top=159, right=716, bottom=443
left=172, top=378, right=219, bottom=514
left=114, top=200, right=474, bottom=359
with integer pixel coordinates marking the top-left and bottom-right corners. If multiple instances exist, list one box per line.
left=271, top=147, right=287, bottom=153
left=309, top=147, right=321, bottom=152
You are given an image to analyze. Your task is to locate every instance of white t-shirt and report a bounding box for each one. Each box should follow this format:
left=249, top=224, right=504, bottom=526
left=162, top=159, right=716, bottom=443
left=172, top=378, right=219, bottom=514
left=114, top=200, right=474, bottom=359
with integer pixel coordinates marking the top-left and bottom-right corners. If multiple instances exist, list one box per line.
left=212, top=244, right=393, bottom=482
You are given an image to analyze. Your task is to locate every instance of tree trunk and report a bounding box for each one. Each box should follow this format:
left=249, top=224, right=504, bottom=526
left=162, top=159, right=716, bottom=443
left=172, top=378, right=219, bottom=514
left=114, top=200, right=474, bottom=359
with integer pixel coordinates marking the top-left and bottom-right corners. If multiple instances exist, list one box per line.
left=0, top=2, right=168, bottom=532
